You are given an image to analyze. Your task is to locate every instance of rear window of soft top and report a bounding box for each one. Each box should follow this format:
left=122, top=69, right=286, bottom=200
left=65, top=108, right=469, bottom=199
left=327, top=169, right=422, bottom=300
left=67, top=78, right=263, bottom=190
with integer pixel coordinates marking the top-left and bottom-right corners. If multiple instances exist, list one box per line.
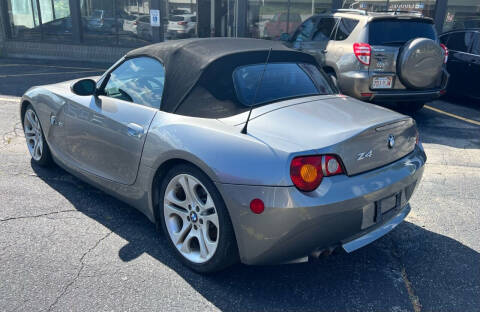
left=368, top=19, right=436, bottom=45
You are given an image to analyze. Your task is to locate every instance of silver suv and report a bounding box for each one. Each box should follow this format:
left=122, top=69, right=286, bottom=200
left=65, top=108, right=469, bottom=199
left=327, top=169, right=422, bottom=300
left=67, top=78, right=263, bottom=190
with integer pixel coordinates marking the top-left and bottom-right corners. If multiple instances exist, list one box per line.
left=284, top=10, right=449, bottom=112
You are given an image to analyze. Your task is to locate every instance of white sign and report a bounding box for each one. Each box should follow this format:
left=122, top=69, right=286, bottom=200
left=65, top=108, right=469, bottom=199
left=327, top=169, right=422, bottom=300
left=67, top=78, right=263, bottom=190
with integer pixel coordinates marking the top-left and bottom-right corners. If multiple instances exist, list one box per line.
left=150, top=9, right=160, bottom=27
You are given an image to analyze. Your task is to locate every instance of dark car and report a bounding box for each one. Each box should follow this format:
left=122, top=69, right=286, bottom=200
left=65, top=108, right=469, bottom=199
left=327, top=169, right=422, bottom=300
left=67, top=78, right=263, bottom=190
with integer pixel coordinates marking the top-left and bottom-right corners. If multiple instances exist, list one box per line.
left=440, top=29, right=480, bottom=100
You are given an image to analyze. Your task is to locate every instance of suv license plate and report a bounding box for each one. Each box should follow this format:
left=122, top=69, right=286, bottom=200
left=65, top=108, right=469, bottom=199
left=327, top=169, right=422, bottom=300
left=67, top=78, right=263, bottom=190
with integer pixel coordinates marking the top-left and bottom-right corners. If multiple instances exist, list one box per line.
left=372, top=76, right=393, bottom=89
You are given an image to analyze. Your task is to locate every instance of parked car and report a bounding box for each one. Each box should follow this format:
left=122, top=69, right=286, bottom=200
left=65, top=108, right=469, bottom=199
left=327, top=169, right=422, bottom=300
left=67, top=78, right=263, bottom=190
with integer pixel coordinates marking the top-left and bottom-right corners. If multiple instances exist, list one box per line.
left=284, top=10, right=449, bottom=112
left=85, top=9, right=133, bottom=34
left=167, top=14, right=197, bottom=38
left=264, top=12, right=302, bottom=40
left=20, top=38, right=425, bottom=273
left=170, top=8, right=192, bottom=15
left=124, top=15, right=152, bottom=41
left=440, top=29, right=480, bottom=100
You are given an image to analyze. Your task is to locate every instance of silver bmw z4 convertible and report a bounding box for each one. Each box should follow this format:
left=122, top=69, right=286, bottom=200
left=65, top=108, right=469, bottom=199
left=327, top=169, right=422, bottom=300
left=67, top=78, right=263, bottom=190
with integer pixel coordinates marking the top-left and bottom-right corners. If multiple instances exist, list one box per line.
left=20, top=38, right=426, bottom=273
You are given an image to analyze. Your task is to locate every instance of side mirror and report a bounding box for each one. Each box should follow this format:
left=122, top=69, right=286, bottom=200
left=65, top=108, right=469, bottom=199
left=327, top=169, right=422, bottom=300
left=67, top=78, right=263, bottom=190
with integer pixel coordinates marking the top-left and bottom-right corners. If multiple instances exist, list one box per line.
left=279, top=32, right=290, bottom=41
left=71, top=78, right=97, bottom=96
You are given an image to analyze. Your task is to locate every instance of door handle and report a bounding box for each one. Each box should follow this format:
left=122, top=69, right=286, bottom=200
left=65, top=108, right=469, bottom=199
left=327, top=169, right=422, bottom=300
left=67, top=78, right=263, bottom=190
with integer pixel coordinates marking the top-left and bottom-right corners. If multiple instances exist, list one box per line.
left=127, top=123, right=144, bottom=138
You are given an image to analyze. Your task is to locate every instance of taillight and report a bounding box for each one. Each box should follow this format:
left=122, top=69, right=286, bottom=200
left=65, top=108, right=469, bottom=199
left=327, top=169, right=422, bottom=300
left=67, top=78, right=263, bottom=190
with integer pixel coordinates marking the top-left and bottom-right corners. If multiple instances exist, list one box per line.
left=178, top=21, right=187, bottom=26
left=290, top=155, right=344, bottom=192
left=440, top=43, right=449, bottom=63
left=353, top=43, right=371, bottom=66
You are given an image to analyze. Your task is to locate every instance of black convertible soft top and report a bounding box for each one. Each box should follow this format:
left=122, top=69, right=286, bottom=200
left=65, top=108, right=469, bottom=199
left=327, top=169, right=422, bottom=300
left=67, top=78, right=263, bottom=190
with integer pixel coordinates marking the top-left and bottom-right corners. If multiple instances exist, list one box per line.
left=126, top=38, right=319, bottom=115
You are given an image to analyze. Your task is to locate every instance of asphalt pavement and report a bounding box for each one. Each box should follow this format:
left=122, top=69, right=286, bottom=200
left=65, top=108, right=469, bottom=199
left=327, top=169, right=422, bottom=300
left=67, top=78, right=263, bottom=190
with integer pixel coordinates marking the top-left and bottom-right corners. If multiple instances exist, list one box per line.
left=0, top=58, right=479, bottom=312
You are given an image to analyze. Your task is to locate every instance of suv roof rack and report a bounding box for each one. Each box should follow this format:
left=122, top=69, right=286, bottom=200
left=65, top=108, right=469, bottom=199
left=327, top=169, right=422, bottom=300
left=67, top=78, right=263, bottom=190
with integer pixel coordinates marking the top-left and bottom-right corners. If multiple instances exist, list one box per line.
left=371, top=10, right=423, bottom=16
left=334, top=9, right=368, bottom=16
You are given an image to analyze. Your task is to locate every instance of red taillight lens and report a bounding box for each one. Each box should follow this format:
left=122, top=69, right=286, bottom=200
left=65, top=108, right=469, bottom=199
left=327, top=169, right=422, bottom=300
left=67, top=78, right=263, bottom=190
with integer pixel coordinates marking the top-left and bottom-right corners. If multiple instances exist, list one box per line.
left=353, top=43, right=371, bottom=65
left=440, top=43, right=449, bottom=64
left=178, top=21, right=187, bottom=26
left=250, top=198, right=265, bottom=214
left=290, top=155, right=344, bottom=192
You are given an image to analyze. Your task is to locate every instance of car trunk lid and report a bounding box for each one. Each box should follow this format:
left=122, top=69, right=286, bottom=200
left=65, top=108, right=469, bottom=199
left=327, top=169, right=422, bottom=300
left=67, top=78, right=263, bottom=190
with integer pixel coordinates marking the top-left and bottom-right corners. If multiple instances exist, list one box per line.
left=241, top=96, right=417, bottom=176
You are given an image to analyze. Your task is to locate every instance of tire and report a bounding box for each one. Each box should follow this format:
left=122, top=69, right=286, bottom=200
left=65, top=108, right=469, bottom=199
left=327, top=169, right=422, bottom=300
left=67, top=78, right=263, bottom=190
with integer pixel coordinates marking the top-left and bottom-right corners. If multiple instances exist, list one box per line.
left=397, top=101, right=425, bottom=114
left=158, top=164, right=238, bottom=273
left=328, top=72, right=338, bottom=89
left=397, top=38, right=444, bottom=90
left=23, top=104, right=52, bottom=166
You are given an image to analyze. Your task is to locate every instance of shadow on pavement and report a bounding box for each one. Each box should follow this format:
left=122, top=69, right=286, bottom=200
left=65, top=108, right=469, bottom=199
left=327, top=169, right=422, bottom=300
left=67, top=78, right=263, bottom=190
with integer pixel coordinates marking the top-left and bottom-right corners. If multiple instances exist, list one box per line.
left=406, top=99, right=480, bottom=149
left=32, top=162, right=480, bottom=312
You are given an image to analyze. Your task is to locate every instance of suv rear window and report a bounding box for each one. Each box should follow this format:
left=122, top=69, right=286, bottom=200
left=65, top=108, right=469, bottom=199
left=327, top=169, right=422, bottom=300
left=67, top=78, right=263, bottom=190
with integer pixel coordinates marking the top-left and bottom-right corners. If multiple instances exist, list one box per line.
left=233, top=63, right=333, bottom=106
left=368, top=19, right=436, bottom=45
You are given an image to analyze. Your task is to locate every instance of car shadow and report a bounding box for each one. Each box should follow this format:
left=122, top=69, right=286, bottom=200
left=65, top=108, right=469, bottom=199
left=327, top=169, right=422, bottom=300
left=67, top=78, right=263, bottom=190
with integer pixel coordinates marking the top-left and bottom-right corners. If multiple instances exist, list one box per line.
left=32, top=162, right=480, bottom=312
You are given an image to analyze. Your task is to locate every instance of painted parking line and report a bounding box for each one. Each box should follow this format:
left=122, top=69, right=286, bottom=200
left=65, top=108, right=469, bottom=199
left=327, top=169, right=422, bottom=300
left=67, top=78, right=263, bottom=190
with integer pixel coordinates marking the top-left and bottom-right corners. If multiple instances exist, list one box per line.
left=0, top=70, right=103, bottom=78
left=0, top=96, right=20, bottom=103
left=0, top=63, right=106, bottom=71
left=424, top=105, right=480, bottom=126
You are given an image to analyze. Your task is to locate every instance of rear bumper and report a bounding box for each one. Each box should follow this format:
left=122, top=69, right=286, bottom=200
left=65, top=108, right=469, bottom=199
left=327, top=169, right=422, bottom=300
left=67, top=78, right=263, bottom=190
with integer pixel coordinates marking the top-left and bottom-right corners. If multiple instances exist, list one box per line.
left=216, top=146, right=426, bottom=265
left=339, top=68, right=449, bottom=103
left=342, top=203, right=410, bottom=253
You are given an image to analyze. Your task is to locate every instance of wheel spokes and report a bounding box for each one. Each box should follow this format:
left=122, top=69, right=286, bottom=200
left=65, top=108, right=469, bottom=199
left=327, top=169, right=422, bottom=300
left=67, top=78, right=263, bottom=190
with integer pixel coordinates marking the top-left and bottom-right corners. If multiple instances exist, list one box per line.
left=164, top=173, right=220, bottom=263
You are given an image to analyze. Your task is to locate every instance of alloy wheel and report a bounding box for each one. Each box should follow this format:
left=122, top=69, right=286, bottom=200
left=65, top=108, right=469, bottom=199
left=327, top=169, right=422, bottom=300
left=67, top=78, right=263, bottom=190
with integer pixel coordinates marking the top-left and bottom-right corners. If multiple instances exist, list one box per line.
left=24, top=109, right=43, bottom=161
left=163, top=174, right=220, bottom=263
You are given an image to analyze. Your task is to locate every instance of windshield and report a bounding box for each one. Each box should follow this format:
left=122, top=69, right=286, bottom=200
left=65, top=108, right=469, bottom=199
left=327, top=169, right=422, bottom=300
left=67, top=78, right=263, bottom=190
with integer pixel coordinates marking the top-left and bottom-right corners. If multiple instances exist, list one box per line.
left=233, top=63, right=334, bottom=106
left=368, top=19, right=436, bottom=45
left=169, top=15, right=185, bottom=22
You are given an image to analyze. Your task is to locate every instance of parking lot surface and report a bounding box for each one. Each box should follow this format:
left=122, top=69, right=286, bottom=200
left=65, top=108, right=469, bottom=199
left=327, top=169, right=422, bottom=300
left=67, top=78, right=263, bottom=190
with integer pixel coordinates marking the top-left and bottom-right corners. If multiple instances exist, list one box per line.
left=0, top=58, right=479, bottom=312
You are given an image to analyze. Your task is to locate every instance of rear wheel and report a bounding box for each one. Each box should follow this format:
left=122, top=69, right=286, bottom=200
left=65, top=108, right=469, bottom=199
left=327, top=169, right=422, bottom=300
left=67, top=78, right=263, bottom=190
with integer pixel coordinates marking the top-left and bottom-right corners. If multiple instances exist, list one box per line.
left=23, top=105, right=52, bottom=166
left=159, top=164, right=238, bottom=273
left=397, top=101, right=425, bottom=114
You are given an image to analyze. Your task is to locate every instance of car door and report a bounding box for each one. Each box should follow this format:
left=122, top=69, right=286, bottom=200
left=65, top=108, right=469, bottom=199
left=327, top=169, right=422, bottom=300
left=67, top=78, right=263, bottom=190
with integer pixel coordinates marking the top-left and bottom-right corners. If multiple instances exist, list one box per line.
left=465, top=31, right=480, bottom=98
left=308, top=17, right=338, bottom=65
left=64, top=56, right=165, bottom=185
left=442, top=31, right=473, bottom=95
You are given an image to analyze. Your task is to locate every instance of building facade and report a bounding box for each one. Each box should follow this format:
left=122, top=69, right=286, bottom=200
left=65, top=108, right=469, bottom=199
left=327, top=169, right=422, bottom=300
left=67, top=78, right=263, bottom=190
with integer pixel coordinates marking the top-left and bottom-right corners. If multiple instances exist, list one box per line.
left=0, top=0, right=479, bottom=62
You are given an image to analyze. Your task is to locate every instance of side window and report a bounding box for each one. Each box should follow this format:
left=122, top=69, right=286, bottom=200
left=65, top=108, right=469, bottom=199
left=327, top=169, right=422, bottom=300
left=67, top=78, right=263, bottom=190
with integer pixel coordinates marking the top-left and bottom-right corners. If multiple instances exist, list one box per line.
left=446, top=32, right=470, bottom=53
left=335, top=18, right=359, bottom=41
left=312, top=17, right=337, bottom=42
left=191, top=16, right=197, bottom=22
left=103, top=57, right=165, bottom=109
left=291, top=18, right=317, bottom=46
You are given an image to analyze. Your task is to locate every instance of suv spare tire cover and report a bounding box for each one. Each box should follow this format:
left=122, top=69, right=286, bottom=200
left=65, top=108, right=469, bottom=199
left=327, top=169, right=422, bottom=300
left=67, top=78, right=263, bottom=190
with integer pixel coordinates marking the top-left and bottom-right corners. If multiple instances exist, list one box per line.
left=397, top=38, right=443, bottom=89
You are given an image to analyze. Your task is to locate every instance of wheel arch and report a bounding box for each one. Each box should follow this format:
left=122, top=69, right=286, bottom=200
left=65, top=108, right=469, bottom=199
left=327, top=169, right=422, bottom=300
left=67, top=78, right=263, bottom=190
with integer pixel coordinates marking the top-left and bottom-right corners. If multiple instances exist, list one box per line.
left=150, top=157, right=221, bottom=225
left=20, top=99, right=32, bottom=128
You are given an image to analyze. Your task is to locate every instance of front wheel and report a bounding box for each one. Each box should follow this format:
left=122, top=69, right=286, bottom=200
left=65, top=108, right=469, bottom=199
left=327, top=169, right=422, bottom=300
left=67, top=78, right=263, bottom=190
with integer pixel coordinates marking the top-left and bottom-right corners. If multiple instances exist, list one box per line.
left=159, top=164, right=238, bottom=273
left=23, top=105, right=52, bottom=166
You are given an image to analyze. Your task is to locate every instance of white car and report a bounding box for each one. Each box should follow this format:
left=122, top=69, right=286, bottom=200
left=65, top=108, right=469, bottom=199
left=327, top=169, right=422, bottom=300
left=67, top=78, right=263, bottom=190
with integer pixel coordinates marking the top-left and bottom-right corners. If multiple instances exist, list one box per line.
left=124, top=15, right=152, bottom=41
left=167, top=14, right=196, bottom=38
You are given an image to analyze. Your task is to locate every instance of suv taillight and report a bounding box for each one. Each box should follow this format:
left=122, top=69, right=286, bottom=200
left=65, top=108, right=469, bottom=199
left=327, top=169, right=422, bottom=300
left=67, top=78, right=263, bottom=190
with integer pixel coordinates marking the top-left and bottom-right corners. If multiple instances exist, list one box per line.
left=353, top=43, right=371, bottom=66
left=290, top=155, right=344, bottom=192
left=440, top=43, right=449, bottom=64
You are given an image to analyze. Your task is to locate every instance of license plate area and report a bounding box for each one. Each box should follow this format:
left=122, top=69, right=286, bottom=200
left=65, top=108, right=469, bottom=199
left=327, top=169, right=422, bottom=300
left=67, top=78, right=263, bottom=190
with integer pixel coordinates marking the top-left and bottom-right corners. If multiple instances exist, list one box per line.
left=371, top=76, right=393, bottom=89
left=375, top=192, right=402, bottom=222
